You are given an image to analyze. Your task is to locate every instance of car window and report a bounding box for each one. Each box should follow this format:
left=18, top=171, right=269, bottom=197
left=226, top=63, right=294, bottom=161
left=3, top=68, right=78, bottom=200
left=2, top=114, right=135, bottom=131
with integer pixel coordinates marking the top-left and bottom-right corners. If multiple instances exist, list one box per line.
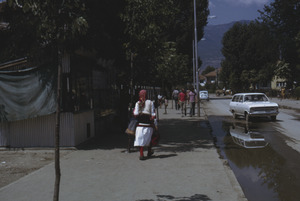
left=245, top=94, right=268, bottom=102
left=238, top=96, right=243, bottom=102
left=232, top=95, right=238, bottom=102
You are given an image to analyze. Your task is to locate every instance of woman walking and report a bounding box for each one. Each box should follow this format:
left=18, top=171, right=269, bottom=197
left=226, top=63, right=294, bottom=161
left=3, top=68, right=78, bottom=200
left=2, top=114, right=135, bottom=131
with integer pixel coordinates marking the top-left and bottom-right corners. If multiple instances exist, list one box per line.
left=133, top=90, right=156, bottom=160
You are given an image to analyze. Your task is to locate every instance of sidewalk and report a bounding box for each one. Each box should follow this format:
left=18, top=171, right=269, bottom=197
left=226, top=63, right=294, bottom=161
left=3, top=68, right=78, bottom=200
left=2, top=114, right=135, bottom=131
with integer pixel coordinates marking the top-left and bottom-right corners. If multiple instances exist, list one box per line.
left=0, top=103, right=247, bottom=201
left=269, top=97, right=300, bottom=110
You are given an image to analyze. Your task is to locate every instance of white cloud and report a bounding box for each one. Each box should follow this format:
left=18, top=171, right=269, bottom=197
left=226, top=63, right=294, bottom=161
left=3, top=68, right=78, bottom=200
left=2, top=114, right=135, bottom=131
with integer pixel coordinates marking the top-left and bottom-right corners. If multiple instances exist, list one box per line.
left=225, top=0, right=270, bottom=6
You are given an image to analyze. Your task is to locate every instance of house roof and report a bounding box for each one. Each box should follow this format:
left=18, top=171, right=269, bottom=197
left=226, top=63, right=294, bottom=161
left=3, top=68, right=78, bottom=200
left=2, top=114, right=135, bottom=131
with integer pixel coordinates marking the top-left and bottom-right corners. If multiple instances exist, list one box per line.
left=204, top=70, right=217, bottom=77
left=203, top=68, right=222, bottom=77
left=199, top=74, right=206, bottom=81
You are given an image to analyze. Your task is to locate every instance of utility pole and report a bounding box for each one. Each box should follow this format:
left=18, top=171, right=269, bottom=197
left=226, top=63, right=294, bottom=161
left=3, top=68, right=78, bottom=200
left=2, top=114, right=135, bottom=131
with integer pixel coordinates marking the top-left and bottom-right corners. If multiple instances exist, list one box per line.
left=130, top=52, right=134, bottom=114
left=193, top=40, right=196, bottom=89
left=193, top=0, right=200, bottom=117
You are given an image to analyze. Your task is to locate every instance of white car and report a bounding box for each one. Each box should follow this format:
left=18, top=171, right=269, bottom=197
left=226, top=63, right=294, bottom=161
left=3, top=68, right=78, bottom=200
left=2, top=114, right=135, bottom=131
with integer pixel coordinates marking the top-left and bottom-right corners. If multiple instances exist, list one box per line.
left=199, top=90, right=209, bottom=101
left=229, top=93, right=279, bottom=122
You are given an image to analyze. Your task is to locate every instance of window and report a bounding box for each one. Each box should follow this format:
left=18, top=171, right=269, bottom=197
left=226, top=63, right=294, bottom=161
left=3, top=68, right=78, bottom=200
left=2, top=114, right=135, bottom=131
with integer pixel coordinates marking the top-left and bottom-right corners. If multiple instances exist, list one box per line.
left=276, top=82, right=286, bottom=87
left=245, top=95, right=268, bottom=102
left=232, top=95, right=239, bottom=102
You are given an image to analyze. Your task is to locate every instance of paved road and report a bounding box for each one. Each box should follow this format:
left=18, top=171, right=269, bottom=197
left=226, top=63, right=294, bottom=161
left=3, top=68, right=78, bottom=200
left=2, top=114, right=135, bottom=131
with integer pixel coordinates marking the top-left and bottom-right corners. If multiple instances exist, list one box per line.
left=207, top=94, right=300, bottom=153
left=0, top=104, right=247, bottom=201
left=209, top=93, right=300, bottom=110
left=203, top=95, right=300, bottom=201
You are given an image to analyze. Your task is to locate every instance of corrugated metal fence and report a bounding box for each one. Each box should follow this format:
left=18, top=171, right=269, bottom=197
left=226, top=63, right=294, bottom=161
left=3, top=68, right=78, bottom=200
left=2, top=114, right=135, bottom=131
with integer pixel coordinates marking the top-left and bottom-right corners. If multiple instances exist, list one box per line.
left=0, top=110, right=94, bottom=148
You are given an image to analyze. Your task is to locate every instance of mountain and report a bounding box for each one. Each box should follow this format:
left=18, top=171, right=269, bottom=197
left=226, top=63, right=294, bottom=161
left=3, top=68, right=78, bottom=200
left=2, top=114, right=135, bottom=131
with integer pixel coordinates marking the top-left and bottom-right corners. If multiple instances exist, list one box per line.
left=197, top=20, right=250, bottom=72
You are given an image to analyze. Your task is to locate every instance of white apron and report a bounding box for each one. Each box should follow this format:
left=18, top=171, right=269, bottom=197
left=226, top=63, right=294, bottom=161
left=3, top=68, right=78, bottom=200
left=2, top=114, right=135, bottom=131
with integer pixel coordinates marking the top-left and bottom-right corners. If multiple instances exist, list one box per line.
left=134, top=126, right=153, bottom=146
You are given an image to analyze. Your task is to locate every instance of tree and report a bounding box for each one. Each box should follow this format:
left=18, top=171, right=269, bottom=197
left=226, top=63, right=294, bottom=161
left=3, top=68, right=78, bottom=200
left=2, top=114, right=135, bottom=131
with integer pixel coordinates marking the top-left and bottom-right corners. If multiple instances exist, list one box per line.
left=220, top=21, right=278, bottom=92
left=259, top=0, right=300, bottom=88
left=121, top=0, right=209, bottom=89
left=156, top=42, right=190, bottom=95
left=274, top=60, right=292, bottom=81
left=166, top=0, right=209, bottom=57
left=4, top=1, right=88, bottom=201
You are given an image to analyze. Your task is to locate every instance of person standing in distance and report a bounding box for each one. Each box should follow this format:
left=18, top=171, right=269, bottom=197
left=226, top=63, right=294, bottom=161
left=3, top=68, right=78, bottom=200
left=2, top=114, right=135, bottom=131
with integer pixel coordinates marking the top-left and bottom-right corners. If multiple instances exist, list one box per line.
left=172, top=88, right=179, bottom=110
left=178, top=88, right=186, bottom=117
left=189, top=88, right=196, bottom=117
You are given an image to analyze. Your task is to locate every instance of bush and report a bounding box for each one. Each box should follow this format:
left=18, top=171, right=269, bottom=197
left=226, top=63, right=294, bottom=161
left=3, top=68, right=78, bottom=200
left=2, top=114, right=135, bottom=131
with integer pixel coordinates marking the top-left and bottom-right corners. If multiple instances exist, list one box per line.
left=295, top=87, right=300, bottom=100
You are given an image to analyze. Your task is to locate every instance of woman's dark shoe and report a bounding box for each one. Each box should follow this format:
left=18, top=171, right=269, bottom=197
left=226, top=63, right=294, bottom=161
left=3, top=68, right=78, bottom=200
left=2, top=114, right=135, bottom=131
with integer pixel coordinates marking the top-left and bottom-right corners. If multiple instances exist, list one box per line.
left=139, top=156, right=147, bottom=160
left=147, top=150, right=154, bottom=157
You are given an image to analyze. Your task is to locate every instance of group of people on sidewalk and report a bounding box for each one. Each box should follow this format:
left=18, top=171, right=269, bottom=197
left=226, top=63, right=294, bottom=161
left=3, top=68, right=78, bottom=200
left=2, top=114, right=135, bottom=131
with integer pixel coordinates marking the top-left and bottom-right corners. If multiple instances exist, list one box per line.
left=173, top=87, right=197, bottom=117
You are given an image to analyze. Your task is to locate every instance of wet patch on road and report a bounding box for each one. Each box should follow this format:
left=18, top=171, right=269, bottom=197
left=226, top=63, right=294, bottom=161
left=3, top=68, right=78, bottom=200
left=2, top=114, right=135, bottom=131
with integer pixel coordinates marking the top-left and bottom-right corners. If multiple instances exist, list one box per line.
left=208, top=116, right=300, bottom=201
left=137, top=193, right=211, bottom=201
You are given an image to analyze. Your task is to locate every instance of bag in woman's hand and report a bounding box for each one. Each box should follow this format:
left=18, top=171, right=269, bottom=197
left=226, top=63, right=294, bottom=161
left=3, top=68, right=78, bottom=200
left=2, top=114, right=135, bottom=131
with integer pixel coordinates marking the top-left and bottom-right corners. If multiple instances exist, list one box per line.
left=151, top=130, right=160, bottom=146
left=125, top=117, right=138, bottom=135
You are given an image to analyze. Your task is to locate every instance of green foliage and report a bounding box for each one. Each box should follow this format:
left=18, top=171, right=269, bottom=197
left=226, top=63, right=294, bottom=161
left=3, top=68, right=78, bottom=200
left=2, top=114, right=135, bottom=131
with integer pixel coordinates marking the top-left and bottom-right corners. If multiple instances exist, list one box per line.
left=1, top=0, right=88, bottom=64
left=259, top=0, right=300, bottom=87
left=295, top=86, right=300, bottom=100
left=221, top=1, right=300, bottom=91
left=83, top=0, right=125, bottom=59
left=1, top=0, right=210, bottom=90
left=156, top=42, right=190, bottom=93
left=274, top=60, right=291, bottom=80
left=121, top=0, right=209, bottom=87
left=220, top=21, right=278, bottom=92
left=121, top=0, right=174, bottom=86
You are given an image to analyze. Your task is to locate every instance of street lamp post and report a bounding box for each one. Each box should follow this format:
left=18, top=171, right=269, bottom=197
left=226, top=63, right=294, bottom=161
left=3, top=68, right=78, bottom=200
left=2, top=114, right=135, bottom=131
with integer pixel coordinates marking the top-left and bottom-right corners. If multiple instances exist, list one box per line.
left=193, top=0, right=200, bottom=117
left=193, top=40, right=196, bottom=89
left=130, top=52, right=134, bottom=113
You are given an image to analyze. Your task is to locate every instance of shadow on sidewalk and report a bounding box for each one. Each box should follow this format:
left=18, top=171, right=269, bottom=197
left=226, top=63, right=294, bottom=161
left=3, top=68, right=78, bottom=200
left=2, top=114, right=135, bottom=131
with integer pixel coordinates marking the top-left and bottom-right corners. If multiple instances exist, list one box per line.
left=156, top=118, right=214, bottom=153
left=76, top=117, right=214, bottom=154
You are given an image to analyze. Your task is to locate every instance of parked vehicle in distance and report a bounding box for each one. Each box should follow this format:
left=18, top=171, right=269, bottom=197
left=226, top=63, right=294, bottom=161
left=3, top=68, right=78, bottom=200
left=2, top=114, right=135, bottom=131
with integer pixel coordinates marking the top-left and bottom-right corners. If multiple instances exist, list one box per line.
left=229, top=93, right=279, bottom=122
left=199, top=90, right=209, bottom=101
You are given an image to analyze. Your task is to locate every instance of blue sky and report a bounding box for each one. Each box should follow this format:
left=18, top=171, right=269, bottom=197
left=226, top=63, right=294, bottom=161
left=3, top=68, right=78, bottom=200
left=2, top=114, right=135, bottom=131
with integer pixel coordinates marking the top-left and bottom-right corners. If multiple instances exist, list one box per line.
left=208, top=0, right=273, bottom=25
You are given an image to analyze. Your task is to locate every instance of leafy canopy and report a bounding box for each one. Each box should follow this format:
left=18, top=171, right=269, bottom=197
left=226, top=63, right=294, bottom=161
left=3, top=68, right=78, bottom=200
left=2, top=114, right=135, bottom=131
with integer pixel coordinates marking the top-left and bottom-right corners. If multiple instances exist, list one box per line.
left=121, top=0, right=209, bottom=89
left=220, top=21, right=278, bottom=92
left=1, top=0, right=88, bottom=64
left=259, top=0, right=300, bottom=87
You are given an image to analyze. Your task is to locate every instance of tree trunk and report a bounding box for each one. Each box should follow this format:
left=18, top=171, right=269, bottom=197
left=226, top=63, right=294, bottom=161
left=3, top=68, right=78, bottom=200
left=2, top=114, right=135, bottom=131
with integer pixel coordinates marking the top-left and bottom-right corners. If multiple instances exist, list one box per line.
left=53, top=50, right=62, bottom=201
